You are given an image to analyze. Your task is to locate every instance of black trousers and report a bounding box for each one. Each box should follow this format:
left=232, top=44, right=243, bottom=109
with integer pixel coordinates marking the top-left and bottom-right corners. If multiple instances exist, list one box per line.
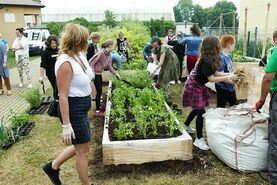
left=185, top=109, right=205, bottom=139
left=215, top=84, right=237, bottom=108
left=178, top=58, right=183, bottom=80
left=94, top=74, right=102, bottom=111
left=47, top=74, right=58, bottom=100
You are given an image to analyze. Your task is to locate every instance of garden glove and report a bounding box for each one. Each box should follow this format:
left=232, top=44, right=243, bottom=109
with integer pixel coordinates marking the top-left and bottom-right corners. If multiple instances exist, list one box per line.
left=228, top=73, right=239, bottom=81
left=255, top=100, right=265, bottom=113
left=62, top=123, right=75, bottom=146
left=116, top=74, right=121, bottom=80
left=39, top=76, right=44, bottom=84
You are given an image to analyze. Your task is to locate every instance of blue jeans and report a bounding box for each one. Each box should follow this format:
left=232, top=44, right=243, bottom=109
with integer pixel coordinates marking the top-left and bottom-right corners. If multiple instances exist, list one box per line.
left=112, top=54, right=122, bottom=70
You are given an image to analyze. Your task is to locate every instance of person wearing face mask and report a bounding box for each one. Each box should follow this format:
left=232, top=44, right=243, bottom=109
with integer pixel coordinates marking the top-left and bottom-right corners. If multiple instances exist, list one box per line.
left=39, top=35, right=59, bottom=99
left=12, top=28, right=32, bottom=88
left=89, top=39, right=121, bottom=117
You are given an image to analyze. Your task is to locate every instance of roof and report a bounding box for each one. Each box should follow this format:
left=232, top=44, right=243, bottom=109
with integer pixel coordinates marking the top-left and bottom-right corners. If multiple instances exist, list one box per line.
left=0, top=0, right=45, bottom=7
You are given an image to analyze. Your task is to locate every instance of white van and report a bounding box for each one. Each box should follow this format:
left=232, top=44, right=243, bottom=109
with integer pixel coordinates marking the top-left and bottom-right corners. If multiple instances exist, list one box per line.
left=24, top=28, right=50, bottom=55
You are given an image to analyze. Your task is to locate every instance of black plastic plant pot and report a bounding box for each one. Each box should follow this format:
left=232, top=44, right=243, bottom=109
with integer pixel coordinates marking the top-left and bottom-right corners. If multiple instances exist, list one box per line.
left=18, top=122, right=35, bottom=136
left=28, top=105, right=49, bottom=114
left=1, top=139, right=15, bottom=149
left=40, top=96, right=52, bottom=105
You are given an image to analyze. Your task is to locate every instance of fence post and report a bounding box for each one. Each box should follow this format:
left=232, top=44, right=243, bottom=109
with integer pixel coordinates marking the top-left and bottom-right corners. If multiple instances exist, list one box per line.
left=243, top=8, right=248, bottom=56
left=262, top=3, right=271, bottom=57
left=253, top=27, right=258, bottom=57
left=247, top=31, right=250, bottom=56
left=232, top=11, right=236, bottom=36
left=219, top=13, right=223, bottom=38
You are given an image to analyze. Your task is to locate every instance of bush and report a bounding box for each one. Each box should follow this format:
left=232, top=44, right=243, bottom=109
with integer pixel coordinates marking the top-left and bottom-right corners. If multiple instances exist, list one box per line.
left=25, top=86, right=41, bottom=109
left=0, top=117, right=10, bottom=145
left=46, top=22, right=64, bottom=36
left=9, top=112, right=30, bottom=129
left=98, top=20, right=150, bottom=67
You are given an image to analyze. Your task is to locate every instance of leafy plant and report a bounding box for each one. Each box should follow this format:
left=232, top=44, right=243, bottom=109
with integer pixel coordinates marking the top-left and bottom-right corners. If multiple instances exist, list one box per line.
left=9, top=112, right=30, bottom=129
left=25, top=86, right=42, bottom=109
left=111, top=70, right=180, bottom=140
left=0, top=117, right=10, bottom=145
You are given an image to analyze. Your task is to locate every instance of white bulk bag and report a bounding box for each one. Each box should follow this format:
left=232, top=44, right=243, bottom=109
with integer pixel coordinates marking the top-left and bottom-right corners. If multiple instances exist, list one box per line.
left=204, top=103, right=269, bottom=172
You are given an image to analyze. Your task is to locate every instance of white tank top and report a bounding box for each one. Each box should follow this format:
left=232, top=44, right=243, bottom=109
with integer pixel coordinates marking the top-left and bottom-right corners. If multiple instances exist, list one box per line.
left=55, top=53, right=94, bottom=97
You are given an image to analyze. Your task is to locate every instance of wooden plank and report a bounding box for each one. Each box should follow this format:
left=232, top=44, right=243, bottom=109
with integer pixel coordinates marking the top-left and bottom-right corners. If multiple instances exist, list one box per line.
left=102, top=80, right=193, bottom=165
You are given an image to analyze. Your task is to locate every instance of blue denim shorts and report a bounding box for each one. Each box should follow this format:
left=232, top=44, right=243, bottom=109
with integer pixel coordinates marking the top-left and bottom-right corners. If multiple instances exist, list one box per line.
left=58, top=95, right=92, bottom=145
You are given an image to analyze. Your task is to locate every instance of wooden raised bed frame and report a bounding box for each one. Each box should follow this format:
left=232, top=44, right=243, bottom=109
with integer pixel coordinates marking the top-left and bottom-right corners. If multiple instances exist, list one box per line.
left=102, top=80, right=192, bottom=165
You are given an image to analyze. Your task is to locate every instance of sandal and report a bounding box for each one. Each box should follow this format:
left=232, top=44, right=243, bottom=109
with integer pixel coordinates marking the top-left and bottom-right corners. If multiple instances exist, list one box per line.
left=7, top=90, right=11, bottom=96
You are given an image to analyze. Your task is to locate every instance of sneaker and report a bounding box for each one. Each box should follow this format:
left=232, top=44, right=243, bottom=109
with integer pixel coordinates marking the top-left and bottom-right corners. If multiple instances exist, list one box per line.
left=95, top=110, right=105, bottom=117
left=19, top=83, right=23, bottom=88
left=42, top=161, right=62, bottom=185
left=169, top=80, right=175, bottom=85
left=193, top=138, right=209, bottom=150
left=186, top=125, right=196, bottom=134
left=177, top=80, right=181, bottom=84
left=28, top=84, right=33, bottom=89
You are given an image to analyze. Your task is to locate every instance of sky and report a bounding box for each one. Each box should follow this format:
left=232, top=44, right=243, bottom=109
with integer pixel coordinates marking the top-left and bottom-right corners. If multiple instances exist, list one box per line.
left=41, top=0, right=241, bottom=14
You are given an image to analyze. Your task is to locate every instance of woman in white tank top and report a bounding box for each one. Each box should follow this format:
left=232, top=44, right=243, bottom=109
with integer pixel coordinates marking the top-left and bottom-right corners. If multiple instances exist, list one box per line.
left=42, top=23, right=94, bottom=185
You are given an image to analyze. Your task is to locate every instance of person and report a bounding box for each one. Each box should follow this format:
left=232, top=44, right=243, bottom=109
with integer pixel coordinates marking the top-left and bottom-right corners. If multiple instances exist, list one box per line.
left=0, top=41, right=11, bottom=95
left=164, top=29, right=175, bottom=49
left=150, top=36, right=179, bottom=99
left=179, top=24, right=202, bottom=75
left=12, top=28, right=32, bottom=88
left=89, top=40, right=121, bottom=117
left=117, top=31, right=133, bottom=63
left=215, top=35, right=237, bottom=108
left=0, top=33, right=9, bottom=50
left=86, top=32, right=100, bottom=61
left=39, top=35, right=59, bottom=99
left=171, top=32, right=186, bottom=84
left=255, top=29, right=277, bottom=184
left=182, top=36, right=238, bottom=150
left=42, top=23, right=94, bottom=185
left=143, top=41, right=153, bottom=63
left=111, top=50, right=122, bottom=70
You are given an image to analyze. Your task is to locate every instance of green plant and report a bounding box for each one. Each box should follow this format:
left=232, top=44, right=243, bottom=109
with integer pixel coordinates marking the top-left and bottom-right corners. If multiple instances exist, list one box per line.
left=0, top=117, right=10, bottom=145
left=114, top=122, right=134, bottom=140
left=25, top=86, right=42, bottom=109
left=9, top=112, right=30, bottom=129
left=111, top=70, right=179, bottom=140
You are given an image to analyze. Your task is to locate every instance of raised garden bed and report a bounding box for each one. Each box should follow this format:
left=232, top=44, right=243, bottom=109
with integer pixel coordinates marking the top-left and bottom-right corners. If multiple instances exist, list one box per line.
left=102, top=80, right=192, bottom=165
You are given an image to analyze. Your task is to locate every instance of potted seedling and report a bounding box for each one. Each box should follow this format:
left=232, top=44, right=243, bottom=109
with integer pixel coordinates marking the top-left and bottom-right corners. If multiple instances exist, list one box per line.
left=25, top=86, right=49, bottom=114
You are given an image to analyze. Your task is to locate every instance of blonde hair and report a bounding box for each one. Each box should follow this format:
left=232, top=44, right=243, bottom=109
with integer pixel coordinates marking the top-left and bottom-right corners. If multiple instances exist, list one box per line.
left=102, top=39, right=114, bottom=48
left=90, top=32, right=100, bottom=39
left=60, top=23, right=89, bottom=57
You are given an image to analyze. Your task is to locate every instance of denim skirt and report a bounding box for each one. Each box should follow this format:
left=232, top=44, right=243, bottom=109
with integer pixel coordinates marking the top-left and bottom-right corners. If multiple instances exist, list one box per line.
left=58, top=95, right=92, bottom=145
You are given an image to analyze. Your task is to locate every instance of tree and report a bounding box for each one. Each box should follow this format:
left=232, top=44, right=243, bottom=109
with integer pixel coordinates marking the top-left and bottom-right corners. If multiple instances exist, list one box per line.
left=68, top=17, right=90, bottom=28
left=208, top=1, right=238, bottom=27
left=103, top=10, right=117, bottom=28
left=173, top=0, right=194, bottom=22
left=46, top=22, right=63, bottom=36
left=191, top=5, right=207, bottom=28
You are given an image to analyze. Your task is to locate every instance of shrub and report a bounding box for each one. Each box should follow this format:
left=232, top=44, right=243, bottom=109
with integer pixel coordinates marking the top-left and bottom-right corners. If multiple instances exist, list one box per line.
left=98, top=20, right=151, bottom=67
left=0, top=117, right=10, bottom=145
left=25, top=86, right=41, bottom=109
left=9, top=112, right=30, bottom=129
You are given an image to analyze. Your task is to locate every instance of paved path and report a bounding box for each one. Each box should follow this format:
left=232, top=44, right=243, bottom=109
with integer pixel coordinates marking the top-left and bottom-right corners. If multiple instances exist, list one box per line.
left=0, top=57, right=51, bottom=125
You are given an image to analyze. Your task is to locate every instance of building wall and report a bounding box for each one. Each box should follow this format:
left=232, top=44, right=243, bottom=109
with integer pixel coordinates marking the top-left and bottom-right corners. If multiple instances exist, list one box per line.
left=42, top=12, right=174, bottom=23
left=238, top=0, right=277, bottom=39
left=0, top=6, right=42, bottom=47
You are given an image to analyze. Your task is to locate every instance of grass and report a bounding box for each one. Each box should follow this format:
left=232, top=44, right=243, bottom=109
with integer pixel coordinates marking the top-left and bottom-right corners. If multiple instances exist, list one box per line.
left=7, top=50, right=39, bottom=69
left=0, top=83, right=270, bottom=185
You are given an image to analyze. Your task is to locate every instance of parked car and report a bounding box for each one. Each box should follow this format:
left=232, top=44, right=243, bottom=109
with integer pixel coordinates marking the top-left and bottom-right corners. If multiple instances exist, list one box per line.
left=24, top=29, right=50, bottom=55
